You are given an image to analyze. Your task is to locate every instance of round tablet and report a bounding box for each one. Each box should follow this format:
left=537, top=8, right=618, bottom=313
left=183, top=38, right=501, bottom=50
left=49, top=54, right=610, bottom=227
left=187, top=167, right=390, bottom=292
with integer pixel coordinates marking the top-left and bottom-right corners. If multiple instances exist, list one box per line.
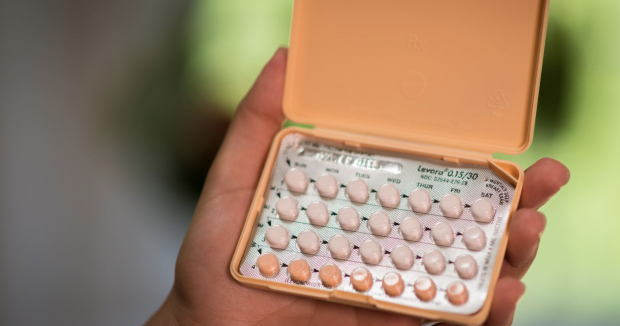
left=315, top=174, right=339, bottom=198
left=454, top=255, right=478, bottom=279
left=368, top=211, right=392, bottom=236
left=319, top=264, right=342, bottom=288
left=399, top=216, right=423, bottom=241
left=284, top=168, right=308, bottom=193
left=440, top=194, right=463, bottom=218
left=463, top=226, right=487, bottom=251
left=276, top=197, right=299, bottom=221
left=265, top=225, right=290, bottom=249
left=256, top=253, right=280, bottom=277
left=328, top=235, right=352, bottom=259
left=288, top=259, right=311, bottom=282
left=414, top=277, right=437, bottom=301
left=423, top=250, right=446, bottom=275
left=390, top=245, right=415, bottom=270
left=408, top=188, right=432, bottom=213
left=359, top=240, right=383, bottom=265
left=306, top=202, right=329, bottom=226
left=297, top=229, right=321, bottom=254
left=337, top=207, right=360, bottom=231
left=382, top=272, right=405, bottom=297
left=346, top=179, right=369, bottom=203
left=470, top=198, right=495, bottom=223
left=376, top=183, right=401, bottom=208
left=350, top=267, right=373, bottom=292
left=430, top=222, right=455, bottom=246
left=446, top=282, right=469, bottom=305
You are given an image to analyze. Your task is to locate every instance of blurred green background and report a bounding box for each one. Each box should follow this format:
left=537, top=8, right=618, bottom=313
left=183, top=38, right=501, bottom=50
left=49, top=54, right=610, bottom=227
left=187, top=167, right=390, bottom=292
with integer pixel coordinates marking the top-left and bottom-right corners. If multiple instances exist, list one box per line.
left=2, top=0, right=619, bottom=325
left=184, top=0, right=620, bottom=325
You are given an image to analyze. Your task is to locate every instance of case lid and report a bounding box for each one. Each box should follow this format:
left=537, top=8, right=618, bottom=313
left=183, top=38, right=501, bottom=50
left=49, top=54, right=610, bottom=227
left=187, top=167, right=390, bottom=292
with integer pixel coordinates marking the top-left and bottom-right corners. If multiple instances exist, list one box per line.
left=283, top=0, right=548, bottom=155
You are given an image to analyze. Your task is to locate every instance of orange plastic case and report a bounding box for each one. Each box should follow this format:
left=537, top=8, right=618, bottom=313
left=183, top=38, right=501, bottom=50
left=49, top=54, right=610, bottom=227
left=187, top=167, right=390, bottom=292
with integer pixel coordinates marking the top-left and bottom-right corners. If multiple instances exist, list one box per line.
left=231, top=0, right=549, bottom=324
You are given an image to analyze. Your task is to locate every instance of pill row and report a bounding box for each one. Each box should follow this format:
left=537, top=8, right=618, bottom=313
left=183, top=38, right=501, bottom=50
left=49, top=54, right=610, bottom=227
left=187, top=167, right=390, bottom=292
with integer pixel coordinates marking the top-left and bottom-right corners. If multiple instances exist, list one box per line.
left=284, top=168, right=496, bottom=222
left=256, top=253, right=470, bottom=305
left=273, top=202, right=488, bottom=250
left=266, top=225, right=479, bottom=279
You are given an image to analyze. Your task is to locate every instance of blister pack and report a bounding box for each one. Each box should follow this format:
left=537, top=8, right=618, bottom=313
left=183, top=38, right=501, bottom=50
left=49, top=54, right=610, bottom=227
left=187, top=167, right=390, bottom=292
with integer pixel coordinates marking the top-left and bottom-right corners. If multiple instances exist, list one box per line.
left=238, top=133, right=515, bottom=315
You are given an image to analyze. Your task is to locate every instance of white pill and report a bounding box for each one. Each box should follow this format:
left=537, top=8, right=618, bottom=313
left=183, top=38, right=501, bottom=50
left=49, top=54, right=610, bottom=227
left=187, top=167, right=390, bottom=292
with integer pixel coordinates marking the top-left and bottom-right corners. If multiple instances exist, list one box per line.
left=463, top=226, right=487, bottom=251
left=454, top=255, right=478, bottom=279
left=440, top=194, right=463, bottom=218
left=346, top=179, right=369, bottom=203
left=315, top=174, right=339, bottom=198
left=276, top=197, right=299, bottom=221
left=390, top=245, right=415, bottom=270
left=265, top=225, right=290, bottom=249
left=376, top=183, right=401, bottom=208
left=368, top=211, right=392, bottom=236
left=328, top=234, right=351, bottom=259
left=306, top=202, right=329, bottom=226
left=431, top=222, right=455, bottom=246
left=284, top=168, right=308, bottom=193
left=470, top=198, right=495, bottom=223
left=337, top=207, right=360, bottom=231
left=297, top=229, right=321, bottom=254
left=423, top=250, right=446, bottom=275
left=408, top=188, right=432, bottom=213
left=399, top=216, right=423, bottom=241
left=359, top=240, right=383, bottom=265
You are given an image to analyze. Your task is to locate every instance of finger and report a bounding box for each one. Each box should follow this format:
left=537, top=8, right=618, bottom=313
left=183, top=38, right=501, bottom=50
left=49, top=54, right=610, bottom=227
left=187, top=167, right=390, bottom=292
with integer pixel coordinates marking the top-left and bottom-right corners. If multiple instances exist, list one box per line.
left=484, top=278, right=525, bottom=326
left=520, top=158, right=570, bottom=210
left=205, top=47, right=288, bottom=196
left=503, top=209, right=546, bottom=278
left=354, top=307, right=422, bottom=326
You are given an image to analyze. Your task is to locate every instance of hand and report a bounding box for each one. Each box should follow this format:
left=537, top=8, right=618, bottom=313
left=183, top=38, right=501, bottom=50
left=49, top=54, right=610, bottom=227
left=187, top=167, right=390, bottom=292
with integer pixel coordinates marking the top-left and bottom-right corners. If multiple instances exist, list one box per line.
left=146, top=48, right=570, bottom=326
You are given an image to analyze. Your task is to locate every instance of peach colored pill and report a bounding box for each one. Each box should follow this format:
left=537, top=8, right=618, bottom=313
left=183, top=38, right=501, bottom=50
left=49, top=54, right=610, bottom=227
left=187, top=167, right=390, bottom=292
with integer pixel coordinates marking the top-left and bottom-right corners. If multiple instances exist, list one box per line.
left=463, top=226, right=487, bottom=251
left=297, top=229, right=321, bottom=254
left=390, top=245, right=415, bottom=270
left=265, top=225, right=290, bottom=249
left=328, top=234, right=351, bottom=259
left=346, top=179, right=369, bottom=203
left=414, top=277, right=437, bottom=301
left=382, top=272, right=405, bottom=297
left=359, top=240, right=383, bottom=265
left=454, top=254, right=478, bottom=280
left=376, top=183, right=400, bottom=208
left=315, top=174, right=339, bottom=198
left=284, top=168, right=308, bottom=193
left=256, top=253, right=280, bottom=277
left=470, top=198, right=495, bottom=223
left=440, top=194, right=463, bottom=218
left=446, top=282, right=469, bottom=305
left=423, top=250, right=446, bottom=275
left=288, top=259, right=311, bottom=282
left=306, top=202, right=329, bottom=226
left=368, top=211, right=391, bottom=236
left=319, top=264, right=342, bottom=287
left=399, top=216, right=423, bottom=241
left=351, top=267, right=373, bottom=292
left=337, top=207, right=360, bottom=231
left=431, top=222, right=455, bottom=246
left=276, top=197, right=299, bottom=221
left=408, top=188, right=432, bottom=213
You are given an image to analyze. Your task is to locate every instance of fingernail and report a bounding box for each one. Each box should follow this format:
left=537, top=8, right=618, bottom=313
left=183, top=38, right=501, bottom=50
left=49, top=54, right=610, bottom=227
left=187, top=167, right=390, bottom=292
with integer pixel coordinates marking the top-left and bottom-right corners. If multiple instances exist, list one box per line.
left=516, top=287, right=526, bottom=306
left=272, top=47, right=287, bottom=60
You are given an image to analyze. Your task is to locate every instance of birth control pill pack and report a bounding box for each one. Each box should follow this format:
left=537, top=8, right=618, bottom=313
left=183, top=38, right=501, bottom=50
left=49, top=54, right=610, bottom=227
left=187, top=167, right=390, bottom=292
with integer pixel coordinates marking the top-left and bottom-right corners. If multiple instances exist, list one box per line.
left=231, top=1, right=548, bottom=325
left=238, top=132, right=515, bottom=313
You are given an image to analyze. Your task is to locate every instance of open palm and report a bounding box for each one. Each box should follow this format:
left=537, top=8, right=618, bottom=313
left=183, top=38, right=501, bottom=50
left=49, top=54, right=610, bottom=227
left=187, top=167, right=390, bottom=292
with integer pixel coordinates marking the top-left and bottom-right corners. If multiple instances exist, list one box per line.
left=146, top=48, right=569, bottom=326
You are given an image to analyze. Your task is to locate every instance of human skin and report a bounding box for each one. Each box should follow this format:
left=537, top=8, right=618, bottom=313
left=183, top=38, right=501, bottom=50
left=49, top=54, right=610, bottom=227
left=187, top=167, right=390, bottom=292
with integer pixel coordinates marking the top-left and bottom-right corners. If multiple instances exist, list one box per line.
left=145, top=48, right=570, bottom=326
